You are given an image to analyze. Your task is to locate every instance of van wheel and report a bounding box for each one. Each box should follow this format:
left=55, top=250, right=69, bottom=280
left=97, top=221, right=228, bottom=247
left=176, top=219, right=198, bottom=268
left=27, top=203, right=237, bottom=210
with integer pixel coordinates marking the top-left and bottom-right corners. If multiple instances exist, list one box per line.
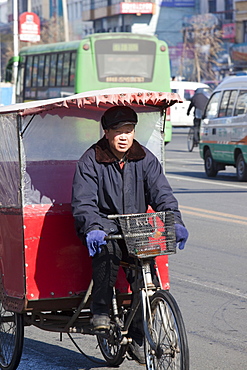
left=236, top=153, right=247, bottom=181
left=204, top=149, right=218, bottom=177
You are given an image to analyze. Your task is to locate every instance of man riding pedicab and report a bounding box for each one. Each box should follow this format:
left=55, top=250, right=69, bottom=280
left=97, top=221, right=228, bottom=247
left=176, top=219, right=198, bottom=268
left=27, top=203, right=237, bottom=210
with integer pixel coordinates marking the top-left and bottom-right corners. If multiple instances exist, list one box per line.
left=72, top=105, right=189, bottom=364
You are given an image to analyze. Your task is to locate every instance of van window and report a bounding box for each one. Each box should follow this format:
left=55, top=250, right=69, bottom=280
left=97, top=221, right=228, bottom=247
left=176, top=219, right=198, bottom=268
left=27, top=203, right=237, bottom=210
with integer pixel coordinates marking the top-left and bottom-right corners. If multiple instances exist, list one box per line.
left=204, top=91, right=221, bottom=119
left=234, top=90, right=247, bottom=116
left=218, top=90, right=237, bottom=117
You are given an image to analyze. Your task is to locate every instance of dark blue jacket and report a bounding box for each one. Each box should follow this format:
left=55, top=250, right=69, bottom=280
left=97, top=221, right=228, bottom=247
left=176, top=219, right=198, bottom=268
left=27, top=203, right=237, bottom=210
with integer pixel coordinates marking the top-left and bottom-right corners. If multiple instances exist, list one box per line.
left=72, top=136, right=184, bottom=238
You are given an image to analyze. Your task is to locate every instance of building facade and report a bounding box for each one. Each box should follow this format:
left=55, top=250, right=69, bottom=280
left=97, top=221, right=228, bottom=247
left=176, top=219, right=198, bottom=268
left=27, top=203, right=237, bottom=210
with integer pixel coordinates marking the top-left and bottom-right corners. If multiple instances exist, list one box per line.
left=1, top=0, right=247, bottom=81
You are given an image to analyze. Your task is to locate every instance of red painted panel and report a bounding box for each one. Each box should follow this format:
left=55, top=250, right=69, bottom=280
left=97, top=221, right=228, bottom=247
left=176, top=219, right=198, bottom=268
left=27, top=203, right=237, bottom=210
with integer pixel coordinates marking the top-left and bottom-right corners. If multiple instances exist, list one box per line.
left=23, top=204, right=169, bottom=301
left=0, top=209, right=25, bottom=298
left=156, top=255, right=170, bottom=290
left=24, top=204, right=91, bottom=300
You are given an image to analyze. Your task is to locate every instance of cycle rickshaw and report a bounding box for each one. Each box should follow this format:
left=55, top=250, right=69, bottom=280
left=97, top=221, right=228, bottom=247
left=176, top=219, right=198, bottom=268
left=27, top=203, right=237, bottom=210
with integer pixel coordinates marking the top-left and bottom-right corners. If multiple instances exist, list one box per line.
left=0, top=87, right=189, bottom=369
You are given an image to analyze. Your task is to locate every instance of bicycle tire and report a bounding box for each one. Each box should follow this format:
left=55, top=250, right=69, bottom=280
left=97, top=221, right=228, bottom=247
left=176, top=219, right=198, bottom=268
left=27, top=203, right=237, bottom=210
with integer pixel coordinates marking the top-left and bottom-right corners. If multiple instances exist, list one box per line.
left=0, top=301, right=24, bottom=370
left=97, top=325, right=127, bottom=366
left=187, top=128, right=194, bottom=152
left=144, top=290, right=189, bottom=370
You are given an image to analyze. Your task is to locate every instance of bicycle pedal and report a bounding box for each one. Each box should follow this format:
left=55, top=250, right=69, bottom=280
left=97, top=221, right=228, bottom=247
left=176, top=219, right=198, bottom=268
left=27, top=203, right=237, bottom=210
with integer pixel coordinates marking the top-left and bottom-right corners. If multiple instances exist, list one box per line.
left=93, top=328, right=110, bottom=338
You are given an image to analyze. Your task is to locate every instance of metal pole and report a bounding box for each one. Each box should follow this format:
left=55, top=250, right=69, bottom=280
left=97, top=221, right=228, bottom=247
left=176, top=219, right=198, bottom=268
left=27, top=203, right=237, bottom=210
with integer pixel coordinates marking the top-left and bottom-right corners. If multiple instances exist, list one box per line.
left=27, top=0, right=31, bottom=12
left=0, top=33, right=1, bottom=83
left=62, top=0, right=69, bottom=42
left=12, top=0, right=19, bottom=104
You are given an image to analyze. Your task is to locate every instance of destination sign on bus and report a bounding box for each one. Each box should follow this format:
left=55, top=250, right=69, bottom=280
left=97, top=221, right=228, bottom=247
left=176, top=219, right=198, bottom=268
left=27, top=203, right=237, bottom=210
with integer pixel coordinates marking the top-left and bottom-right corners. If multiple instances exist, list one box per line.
left=106, top=77, right=145, bottom=83
left=112, top=43, right=139, bottom=52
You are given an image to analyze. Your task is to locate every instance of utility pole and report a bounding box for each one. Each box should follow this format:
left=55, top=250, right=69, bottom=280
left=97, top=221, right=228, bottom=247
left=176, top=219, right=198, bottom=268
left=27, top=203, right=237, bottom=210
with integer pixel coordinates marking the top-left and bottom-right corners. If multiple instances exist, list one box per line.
left=27, top=0, right=31, bottom=12
left=12, top=0, right=19, bottom=104
left=62, top=0, right=69, bottom=41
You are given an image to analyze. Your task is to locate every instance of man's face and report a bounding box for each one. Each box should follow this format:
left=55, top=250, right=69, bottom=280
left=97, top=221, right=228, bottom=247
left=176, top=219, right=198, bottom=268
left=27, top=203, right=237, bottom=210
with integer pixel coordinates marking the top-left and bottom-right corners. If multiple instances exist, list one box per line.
left=105, top=124, right=135, bottom=159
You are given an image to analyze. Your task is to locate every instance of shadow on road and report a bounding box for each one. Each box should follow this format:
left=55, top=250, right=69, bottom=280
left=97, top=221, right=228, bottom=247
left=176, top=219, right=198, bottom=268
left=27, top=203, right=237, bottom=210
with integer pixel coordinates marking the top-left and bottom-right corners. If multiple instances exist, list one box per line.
left=20, top=335, right=108, bottom=370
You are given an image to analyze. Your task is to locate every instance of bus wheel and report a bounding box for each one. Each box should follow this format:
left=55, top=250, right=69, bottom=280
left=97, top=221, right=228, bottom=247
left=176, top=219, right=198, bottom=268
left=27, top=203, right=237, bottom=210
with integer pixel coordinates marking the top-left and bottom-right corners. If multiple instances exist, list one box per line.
left=204, top=149, right=218, bottom=177
left=236, top=153, right=247, bottom=181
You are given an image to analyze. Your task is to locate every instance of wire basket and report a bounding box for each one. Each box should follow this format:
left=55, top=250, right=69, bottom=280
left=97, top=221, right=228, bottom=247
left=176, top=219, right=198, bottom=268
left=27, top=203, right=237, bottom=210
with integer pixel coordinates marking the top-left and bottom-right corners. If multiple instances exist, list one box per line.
left=117, top=211, right=176, bottom=258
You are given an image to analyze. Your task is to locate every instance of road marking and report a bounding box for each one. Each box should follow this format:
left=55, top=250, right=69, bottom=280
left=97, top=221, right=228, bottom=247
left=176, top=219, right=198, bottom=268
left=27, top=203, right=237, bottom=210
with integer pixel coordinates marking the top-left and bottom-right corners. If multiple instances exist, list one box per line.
left=181, top=205, right=247, bottom=221
left=172, top=273, right=247, bottom=300
left=180, top=205, right=247, bottom=226
left=166, top=158, right=203, bottom=164
left=167, top=174, right=247, bottom=189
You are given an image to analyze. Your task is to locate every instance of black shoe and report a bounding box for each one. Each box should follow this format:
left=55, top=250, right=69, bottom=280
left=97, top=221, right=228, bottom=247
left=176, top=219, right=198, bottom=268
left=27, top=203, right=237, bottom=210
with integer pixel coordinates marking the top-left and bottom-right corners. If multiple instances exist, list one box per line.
left=128, top=339, right=145, bottom=365
left=91, top=314, right=110, bottom=330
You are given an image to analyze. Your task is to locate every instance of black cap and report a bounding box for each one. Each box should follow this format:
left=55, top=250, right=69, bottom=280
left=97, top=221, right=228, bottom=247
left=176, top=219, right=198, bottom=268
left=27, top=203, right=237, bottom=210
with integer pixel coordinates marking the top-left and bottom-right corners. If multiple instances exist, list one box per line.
left=101, top=106, right=138, bottom=130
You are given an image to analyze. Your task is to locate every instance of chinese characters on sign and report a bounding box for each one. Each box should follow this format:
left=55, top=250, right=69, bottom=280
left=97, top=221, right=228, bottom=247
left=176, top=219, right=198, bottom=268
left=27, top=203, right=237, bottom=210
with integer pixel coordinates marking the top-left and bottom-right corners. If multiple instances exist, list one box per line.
left=120, top=2, right=154, bottom=14
left=161, top=0, right=195, bottom=7
left=19, top=12, right=40, bottom=42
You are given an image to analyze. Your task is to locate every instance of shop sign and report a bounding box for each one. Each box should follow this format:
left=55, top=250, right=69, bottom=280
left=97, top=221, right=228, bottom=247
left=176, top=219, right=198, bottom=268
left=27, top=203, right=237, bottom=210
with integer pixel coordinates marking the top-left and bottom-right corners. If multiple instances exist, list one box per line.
left=120, top=2, right=153, bottom=14
left=222, top=23, right=235, bottom=39
left=161, top=0, right=195, bottom=7
left=19, top=12, right=40, bottom=42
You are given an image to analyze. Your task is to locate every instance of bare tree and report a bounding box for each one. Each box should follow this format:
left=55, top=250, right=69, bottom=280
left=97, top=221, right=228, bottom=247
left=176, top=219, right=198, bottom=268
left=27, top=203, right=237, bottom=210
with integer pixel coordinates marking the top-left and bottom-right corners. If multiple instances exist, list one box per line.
left=2, top=15, right=74, bottom=80
left=39, top=16, right=70, bottom=44
left=181, top=14, right=223, bottom=81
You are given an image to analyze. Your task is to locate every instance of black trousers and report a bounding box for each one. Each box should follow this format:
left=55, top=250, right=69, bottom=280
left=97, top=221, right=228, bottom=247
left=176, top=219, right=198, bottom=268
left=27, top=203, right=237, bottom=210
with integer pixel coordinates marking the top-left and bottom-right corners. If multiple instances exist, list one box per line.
left=91, top=238, right=144, bottom=339
left=91, top=239, right=130, bottom=314
left=193, top=118, right=201, bottom=142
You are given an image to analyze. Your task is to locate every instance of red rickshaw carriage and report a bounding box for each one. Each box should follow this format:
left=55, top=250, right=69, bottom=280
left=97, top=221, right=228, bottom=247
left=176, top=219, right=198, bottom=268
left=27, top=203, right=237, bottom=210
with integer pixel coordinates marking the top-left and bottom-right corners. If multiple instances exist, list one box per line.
left=0, top=88, right=189, bottom=370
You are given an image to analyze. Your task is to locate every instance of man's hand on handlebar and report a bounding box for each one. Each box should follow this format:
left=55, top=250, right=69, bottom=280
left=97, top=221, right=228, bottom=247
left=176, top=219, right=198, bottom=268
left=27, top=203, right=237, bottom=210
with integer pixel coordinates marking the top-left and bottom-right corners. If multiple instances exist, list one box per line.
left=175, top=224, right=189, bottom=250
left=86, top=230, right=107, bottom=257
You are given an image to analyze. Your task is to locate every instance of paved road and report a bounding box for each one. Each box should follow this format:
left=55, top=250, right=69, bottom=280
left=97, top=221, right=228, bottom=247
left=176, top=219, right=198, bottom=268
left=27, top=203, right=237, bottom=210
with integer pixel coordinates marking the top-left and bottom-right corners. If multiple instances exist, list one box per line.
left=17, top=129, right=247, bottom=369
left=165, top=129, right=247, bottom=370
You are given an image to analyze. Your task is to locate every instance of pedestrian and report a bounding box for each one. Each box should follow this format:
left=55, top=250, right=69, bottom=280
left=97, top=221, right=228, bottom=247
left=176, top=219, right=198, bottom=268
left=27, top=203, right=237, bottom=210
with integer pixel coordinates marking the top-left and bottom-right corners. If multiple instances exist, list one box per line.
left=71, top=105, right=188, bottom=364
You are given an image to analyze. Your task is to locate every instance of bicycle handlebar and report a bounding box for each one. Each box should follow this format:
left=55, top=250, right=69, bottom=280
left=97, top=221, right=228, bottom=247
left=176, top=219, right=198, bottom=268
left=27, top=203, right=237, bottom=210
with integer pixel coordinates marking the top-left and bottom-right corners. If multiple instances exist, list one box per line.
left=105, top=234, right=123, bottom=240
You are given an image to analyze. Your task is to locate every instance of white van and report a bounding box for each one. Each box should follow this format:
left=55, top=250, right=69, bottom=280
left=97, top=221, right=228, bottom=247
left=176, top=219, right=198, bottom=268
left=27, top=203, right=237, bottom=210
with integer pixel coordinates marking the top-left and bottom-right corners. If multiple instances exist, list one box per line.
left=199, top=75, right=247, bottom=181
left=170, top=81, right=210, bottom=126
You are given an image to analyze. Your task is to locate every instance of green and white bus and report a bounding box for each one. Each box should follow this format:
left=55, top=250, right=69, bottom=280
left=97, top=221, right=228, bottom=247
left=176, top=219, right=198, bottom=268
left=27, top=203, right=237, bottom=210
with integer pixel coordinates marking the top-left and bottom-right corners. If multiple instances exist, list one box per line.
left=6, top=33, right=172, bottom=143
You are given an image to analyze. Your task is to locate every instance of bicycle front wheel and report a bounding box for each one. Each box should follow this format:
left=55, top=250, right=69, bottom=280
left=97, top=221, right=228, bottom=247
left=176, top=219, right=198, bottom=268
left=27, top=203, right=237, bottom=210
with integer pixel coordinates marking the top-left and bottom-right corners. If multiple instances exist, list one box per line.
left=187, top=128, right=194, bottom=152
left=144, top=290, right=189, bottom=370
left=0, top=301, right=24, bottom=370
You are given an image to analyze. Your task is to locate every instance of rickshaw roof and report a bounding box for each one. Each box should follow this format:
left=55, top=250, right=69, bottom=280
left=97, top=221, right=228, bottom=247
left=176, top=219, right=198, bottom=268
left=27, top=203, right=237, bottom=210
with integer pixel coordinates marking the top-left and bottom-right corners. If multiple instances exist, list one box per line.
left=0, top=87, right=182, bottom=116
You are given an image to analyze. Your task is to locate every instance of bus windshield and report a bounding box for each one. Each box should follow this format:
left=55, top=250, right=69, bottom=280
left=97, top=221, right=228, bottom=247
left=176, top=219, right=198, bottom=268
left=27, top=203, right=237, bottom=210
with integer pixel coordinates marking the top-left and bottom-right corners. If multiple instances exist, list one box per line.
left=95, top=39, right=155, bottom=82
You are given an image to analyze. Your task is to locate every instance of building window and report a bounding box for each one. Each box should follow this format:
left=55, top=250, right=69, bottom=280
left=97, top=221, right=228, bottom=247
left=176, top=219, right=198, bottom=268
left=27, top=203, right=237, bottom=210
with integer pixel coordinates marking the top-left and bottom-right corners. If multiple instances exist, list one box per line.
left=244, top=21, right=247, bottom=43
left=224, top=0, right=233, bottom=21
left=208, top=0, right=216, bottom=13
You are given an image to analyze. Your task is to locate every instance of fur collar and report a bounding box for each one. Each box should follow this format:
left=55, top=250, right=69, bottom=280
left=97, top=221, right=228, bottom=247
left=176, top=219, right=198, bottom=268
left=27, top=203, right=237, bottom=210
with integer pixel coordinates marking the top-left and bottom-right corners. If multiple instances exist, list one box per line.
left=95, top=136, right=146, bottom=163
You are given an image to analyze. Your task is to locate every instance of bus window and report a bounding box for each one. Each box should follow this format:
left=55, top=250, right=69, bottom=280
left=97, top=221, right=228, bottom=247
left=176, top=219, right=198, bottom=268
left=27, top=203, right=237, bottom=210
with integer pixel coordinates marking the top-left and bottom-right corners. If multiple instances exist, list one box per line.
left=37, top=55, right=45, bottom=87
left=32, top=56, right=38, bottom=87
left=26, top=56, right=33, bottom=87
left=226, top=90, right=237, bottom=117
left=56, top=53, right=64, bottom=86
left=204, top=91, right=221, bottom=119
left=44, top=54, right=51, bottom=87
left=69, top=52, right=76, bottom=87
left=234, top=90, right=247, bottom=116
left=218, top=91, right=230, bottom=117
left=219, top=90, right=237, bottom=117
left=62, top=53, right=70, bottom=86
left=50, top=54, right=57, bottom=86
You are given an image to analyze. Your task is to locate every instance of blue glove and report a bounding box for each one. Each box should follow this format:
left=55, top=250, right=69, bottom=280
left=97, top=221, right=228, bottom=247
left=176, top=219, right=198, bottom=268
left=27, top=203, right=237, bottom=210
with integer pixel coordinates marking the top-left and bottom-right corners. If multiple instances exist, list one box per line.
left=86, top=230, right=107, bottom=257
left=175, top=224, right=189, bottom=250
